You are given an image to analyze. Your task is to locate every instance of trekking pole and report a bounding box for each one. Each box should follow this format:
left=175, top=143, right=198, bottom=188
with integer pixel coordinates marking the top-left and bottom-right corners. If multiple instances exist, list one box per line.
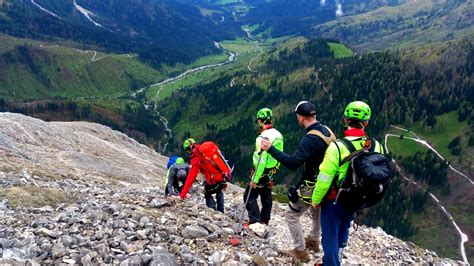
left=243, top=152, right=263, bottom=208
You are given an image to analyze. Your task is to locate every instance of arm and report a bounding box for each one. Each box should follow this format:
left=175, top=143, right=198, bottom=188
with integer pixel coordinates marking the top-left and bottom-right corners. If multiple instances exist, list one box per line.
left=312, top=142, right=340, bottom=205
left=179, top=156, right=200, bottom=198
left=267, top=136, right=312, bottom=170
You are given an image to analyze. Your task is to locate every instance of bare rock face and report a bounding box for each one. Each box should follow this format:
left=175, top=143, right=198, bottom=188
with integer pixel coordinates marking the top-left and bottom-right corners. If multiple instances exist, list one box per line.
left=0, top=113, right=461, bottom=265
left=0, top=112, right=167, bottom=184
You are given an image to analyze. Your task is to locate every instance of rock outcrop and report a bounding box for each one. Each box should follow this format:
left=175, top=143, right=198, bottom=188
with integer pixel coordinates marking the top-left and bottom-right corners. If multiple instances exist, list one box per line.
left=0, top=113, right=459, bottom=265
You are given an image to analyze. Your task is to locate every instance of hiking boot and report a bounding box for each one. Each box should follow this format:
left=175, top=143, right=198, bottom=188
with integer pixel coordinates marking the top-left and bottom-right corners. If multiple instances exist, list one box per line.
left=282, top=248, right=310, bottom=262
left=305, top=237, right=320, bottom=253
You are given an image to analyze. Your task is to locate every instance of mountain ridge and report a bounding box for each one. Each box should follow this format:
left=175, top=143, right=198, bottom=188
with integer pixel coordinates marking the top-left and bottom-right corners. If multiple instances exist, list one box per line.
left=0, top=0, right=243, bottom=66
left=0, top=112, right=460, bottom=265
left=313, top=0, right=474, bottom=51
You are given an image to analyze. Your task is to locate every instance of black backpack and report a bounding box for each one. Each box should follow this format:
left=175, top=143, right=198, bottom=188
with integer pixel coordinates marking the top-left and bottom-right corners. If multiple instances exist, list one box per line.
left=335, top=138, right=392, bottom=213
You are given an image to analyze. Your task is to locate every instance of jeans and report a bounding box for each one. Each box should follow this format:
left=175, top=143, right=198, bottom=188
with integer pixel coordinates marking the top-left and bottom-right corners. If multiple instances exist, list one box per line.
left=320, top=200, right=353, bottom=266
left=244, top=185, right=273, bottom=224
left=205, top=186, right=224, bottom=213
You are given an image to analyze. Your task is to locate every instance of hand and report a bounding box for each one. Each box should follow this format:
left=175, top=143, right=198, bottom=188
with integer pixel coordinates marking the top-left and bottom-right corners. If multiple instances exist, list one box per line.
left=267, top=180, right=274, bottom=189
left=260, top=138, right=272, bottom=151
left=311, top=203, right=320, bottom=209
left=168, top=195, right=179, bottom=204
left=248, top=168, right=255, bottom=178
left=250, top=182, right=257, bottom=189
left=168, top=195, right=179, bottom=201
left=185, top=193, right=191, bottom=199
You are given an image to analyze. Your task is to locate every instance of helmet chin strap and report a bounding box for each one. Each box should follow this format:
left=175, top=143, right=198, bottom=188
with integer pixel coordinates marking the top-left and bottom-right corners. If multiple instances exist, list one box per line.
left=344, top=119, right=368, bottom=129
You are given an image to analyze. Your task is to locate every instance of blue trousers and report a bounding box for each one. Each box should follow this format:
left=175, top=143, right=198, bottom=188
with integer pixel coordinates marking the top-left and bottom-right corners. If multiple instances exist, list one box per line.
left=320, top=200, right=353, bottom=266
left=205, top=190, right=224, bottom=213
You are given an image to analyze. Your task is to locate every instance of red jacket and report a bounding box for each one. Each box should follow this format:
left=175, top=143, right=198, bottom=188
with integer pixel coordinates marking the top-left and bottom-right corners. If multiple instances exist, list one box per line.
left=180, top=144, right=224, bottom=198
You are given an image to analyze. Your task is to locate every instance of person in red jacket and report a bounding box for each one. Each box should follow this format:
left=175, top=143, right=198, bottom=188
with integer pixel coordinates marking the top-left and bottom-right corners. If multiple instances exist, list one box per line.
left=179, top=138, right=226, bottom=213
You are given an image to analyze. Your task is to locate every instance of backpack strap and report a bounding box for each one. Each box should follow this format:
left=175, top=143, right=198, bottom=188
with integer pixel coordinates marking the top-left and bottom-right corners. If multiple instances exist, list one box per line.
left=339, top=137, right=364, bottom=167
left=340, top=138, right=357, bottom=153
left=196, top=147, right=224, bottom=175
left=306, top=125, right=336, bottom=145
left=368, top=137, right=376, bottom=152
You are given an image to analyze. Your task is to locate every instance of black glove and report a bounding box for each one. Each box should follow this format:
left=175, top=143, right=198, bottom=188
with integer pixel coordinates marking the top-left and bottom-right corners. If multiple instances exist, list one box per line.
left=287, top=186, right=299, bottom=203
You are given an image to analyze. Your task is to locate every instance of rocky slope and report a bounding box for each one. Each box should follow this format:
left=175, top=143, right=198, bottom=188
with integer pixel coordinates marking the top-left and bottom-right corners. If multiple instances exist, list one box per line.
left=0, top=113, right=459, bottom=265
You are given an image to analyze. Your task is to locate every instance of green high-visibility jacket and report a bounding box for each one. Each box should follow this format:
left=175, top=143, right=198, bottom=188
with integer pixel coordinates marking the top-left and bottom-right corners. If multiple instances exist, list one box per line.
left=311, top=136, right=384, bottom=205
left=253, top=128, right=283, bottom=184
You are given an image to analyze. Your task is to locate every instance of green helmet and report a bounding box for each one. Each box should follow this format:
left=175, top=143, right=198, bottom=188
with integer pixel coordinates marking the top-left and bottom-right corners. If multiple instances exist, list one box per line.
left=175, top=157, right=185, bottom=164
left=256, top=108, right=272, bottom=123
left=183, top=138, right=196, bottom=152
left=344, top=101, right=371, bottom=121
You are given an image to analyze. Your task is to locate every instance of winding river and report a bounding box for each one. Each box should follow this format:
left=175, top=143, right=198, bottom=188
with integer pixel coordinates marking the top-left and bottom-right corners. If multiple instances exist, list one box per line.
left=132, top=49, right=237, bottom=153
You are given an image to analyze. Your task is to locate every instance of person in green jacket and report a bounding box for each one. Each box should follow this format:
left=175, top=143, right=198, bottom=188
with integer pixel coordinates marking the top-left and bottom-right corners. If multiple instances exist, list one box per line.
left=244, top=108, right=283, bottom=225
left=311, top=101, right=384, bottom=266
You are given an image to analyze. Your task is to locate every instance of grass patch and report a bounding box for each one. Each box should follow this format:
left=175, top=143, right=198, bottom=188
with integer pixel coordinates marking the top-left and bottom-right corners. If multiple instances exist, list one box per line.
left=215, top=0, right=244, bottom=4
left=408, top=111, right=470, bottom=162
left=243, top=24, right=260, bottom=33
left=386, top=136, right=429, bottom=157
left=221, top=38, right=259, bottom=54
left=188, top=52, right=229, bottom=68
left=0, top=185, right=76, bottom=209
left=197, top=6, right=221, bottom=17
left=328, top=42, right=354, bottom=58
left=0, top=34, right=37, bottom=53
left=0, top=40, right=170, bottom=100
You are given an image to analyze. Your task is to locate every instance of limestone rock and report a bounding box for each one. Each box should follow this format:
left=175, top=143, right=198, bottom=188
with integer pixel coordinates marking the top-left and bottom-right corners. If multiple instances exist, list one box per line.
left=182, top=225, right=209, bottom=239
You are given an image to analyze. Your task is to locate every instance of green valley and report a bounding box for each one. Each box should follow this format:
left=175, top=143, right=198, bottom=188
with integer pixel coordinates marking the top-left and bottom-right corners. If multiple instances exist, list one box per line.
left=0, top=34, right=237, bottom=101
left=0, top=0, right=473, bottom=263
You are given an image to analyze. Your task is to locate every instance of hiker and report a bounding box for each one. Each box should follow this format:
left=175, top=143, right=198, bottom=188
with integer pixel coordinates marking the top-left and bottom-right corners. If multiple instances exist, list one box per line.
left=260, top=101, right=336, bottom=262
left=179, top=138, right=231, bottom=213
left=165, top=157, right=190, bottom=196
left=166, top=155, right=179, bottom=170
left=244, top=108, right=283, bottom=226
left=310, top=101, right=385, bottom=266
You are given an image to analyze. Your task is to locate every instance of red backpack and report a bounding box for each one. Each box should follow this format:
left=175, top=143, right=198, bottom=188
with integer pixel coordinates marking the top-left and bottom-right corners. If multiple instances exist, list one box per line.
left=197, top=141, right=233, bottom=182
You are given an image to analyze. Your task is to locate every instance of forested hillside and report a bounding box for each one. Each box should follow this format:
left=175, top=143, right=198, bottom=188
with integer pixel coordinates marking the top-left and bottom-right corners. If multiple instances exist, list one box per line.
left=0, top=0, right=243, bottom=66
left=157, top=37, right=473, bottom=261
left=242, top=0, right=401, bottom=37
left=314, top=0, right=474, bottom=51
left=161, top=38, right=473, bottom=174
left=211, top=0, right=473, bottom=52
